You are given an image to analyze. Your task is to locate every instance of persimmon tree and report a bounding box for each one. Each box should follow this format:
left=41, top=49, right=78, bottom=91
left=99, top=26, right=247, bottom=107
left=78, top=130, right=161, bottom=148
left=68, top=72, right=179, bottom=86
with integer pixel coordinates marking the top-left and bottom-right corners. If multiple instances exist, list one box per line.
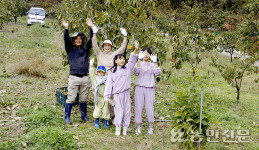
left=9, top=0, right=29, bottom=24
left=218, top=31, right=238, bottom=62
left=211, top=55, right=257, bottom=103
left=171, top=6, right=216, bottom=82
left=54, top=0, right=181, bottom=64
left=0, top=0, right=29, bottom=29
left=0, top=0, right=11, bottom=30
left=212, top=14, right=258, bottom=103
left=236, top=15, right=259, bottom=55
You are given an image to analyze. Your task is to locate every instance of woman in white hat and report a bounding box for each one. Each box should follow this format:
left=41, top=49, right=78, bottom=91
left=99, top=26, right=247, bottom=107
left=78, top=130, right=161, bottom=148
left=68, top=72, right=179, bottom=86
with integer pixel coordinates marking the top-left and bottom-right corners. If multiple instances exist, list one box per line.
left=91, top=24, right=128, bottom=124
left=91, top=25, right=128, bottom=72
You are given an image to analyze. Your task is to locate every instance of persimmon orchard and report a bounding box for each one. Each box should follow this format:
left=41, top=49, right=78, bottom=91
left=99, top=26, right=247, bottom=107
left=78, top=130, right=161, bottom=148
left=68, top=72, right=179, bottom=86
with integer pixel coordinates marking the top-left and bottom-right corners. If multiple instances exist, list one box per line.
left=0, top=0, right=29, bottom=29
left=55, top=0, right=181, bottom=64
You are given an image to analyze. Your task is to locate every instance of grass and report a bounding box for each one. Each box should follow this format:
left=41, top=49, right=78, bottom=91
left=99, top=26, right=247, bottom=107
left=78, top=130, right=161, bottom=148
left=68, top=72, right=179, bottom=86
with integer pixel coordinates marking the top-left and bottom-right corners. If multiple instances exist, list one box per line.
left=18, top=104, right=63, bottom=131
left=1, top=127, right=79, bottom=149
left=0, top=16, right=258, bottom=149
left=0, top=17, right=63, bottom=78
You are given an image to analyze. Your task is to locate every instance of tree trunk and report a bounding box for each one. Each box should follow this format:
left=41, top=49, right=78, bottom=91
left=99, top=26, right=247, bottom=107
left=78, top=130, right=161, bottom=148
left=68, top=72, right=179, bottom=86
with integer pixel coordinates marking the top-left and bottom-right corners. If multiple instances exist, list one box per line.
left=192, top=68, right=195, bottom=82
left=227, top=0, right=233, bottom=10
left=14, top=16, right=17, bottom=24
left=236, top=87, right=240, bottom=103
left=230, top=48, right=233, bottom=62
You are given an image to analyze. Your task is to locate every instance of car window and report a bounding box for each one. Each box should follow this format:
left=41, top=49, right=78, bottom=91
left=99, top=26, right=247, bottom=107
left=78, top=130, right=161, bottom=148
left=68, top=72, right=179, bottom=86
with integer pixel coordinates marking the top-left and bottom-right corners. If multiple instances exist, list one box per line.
left=28, top=9, right=45, bottom=16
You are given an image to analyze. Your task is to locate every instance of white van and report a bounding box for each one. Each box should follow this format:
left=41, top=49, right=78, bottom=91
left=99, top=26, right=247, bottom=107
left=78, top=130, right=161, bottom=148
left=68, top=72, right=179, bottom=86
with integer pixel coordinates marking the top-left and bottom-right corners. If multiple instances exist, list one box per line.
left=27, top=7, right=46, bottom=26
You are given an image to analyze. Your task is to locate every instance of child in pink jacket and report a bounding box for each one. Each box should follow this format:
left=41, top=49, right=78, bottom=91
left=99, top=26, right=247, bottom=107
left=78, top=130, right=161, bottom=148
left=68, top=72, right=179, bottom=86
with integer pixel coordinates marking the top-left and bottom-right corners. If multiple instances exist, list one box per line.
left=104, top=41, right=139, bottom=136
left=134, top=48, right=161, bottom=135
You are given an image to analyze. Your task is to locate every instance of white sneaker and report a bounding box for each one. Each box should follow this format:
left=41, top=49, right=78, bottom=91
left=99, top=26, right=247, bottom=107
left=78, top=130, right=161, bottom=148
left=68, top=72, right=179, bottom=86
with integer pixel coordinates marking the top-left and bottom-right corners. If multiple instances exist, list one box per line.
left=123, top=127, right=128, bottom=135
left=148, top=127, right=153, bottom=135
left=136, top=127, right=141, bottom=135
left=115, top=127, right=121, bottom=136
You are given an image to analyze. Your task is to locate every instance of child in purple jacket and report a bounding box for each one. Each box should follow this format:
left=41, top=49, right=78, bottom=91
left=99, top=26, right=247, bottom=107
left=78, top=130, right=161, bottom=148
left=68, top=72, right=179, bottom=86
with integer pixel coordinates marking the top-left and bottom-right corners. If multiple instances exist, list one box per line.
left=104, top=41, right=140, bottom=136
left=134, top=48, right=161, bottom=135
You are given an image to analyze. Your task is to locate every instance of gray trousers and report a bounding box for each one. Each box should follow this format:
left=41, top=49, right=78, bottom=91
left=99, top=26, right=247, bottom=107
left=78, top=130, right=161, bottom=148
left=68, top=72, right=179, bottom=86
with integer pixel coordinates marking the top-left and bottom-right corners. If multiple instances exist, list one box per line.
left=67, top=75, right=91, bottom=103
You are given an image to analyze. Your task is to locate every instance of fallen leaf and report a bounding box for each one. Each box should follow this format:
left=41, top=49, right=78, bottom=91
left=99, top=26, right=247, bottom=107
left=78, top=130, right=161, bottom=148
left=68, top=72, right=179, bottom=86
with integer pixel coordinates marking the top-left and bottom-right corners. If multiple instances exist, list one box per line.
left=11, top=111, right=16, bottom=117
left=21, top=142, right=27, bottom=148
left=12, top=104, right=18, bottom=110
left=77, top=142, right=84, bottom=146
left=73, top=136, right=79, bottom=140
left=159, top=117, right=165, bottom=120
left=34, top=106, right=38, bottom=110
left=14, top=117, right=22, bottom=121
left=0, top=90, right=6, bottom=94
left=204, top=54, right=211, bottom=58
left=127, top=128, right=132, bottom=132
left=0, top=111, right=5, bottom=114
left=0, top=120, right=9, bottom=123
left=167, top=57, right=179, bottom=63
left=160, top=125, right=168, bottom=128
left=69, top=123, right=80, bottom=127
left=6, top=106, right=11, bottom=111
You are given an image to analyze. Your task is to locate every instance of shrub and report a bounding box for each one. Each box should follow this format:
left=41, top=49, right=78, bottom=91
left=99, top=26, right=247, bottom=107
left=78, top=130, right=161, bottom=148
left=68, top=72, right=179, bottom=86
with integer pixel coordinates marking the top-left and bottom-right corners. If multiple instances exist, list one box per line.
left=171, top=77, right=211, bottom=149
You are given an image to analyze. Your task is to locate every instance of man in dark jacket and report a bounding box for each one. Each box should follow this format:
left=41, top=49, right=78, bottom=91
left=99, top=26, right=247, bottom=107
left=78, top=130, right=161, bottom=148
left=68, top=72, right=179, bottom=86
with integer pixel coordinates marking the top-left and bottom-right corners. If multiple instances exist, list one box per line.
left=61, top=19, right=93, bottom=124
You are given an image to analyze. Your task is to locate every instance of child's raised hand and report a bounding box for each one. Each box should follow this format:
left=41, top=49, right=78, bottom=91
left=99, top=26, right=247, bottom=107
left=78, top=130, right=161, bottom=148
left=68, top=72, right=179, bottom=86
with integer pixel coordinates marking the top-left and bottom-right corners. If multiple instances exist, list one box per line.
left=134, top=40, right=139, bottom=50
left=86, top=18, right=93, bottom=28
left=132, top=40, right=140, bottom=55
left=61, top=19, right=69, bottom=29
left=150, top=54, right=157, bottom=63
left=92, top=24, right=99, bottom=34
left=120, top=28, right=127, bottom=37
left=138, top=51, right=145, bottom=60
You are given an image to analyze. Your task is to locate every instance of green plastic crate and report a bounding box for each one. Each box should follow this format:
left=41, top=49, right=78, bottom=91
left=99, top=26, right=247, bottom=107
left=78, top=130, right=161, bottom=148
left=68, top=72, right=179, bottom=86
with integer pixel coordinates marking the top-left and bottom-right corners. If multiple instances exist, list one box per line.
left=56, top=87, right=79, bottom=107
